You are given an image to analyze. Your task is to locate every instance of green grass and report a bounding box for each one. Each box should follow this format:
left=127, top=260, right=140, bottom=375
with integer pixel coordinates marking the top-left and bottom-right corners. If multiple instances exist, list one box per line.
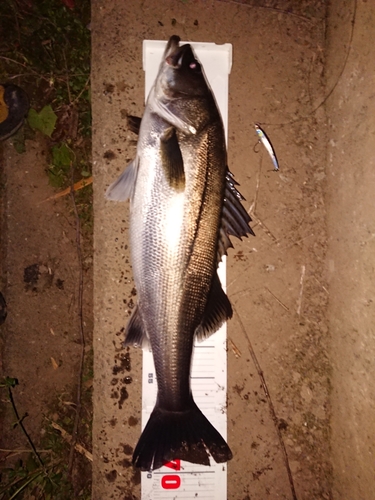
left=0, top=0, right=92, bottom=194
left=0, top=371, right=93, bottom=499
left=0, top=1, right=93, bottom=497
left=0, top=0, right=90, bottom=107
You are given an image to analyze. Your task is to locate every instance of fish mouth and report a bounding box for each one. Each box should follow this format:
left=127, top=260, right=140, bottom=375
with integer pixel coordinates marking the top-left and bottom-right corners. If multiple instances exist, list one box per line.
left=164, top=35, right=192, bottom=69
left=164, top=35, right=181, bottom=56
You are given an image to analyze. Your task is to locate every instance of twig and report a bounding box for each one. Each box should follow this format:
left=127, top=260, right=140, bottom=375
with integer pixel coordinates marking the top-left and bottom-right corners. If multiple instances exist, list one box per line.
left=278, top=233, right=314, bottom=251
left=297, top=265, right=306, bottom=315
left=228, top=338, right=242, bottom=358
left=51, top=422, right=92, bottom=462
left=62, top=49, right=72, bottom=104
left=265, top=287, right=289, bottom=311
left=248, top=155, right=261, bottom=214
left=0, top=448, right=52, bottom=454
left=72, top=74, right=91, bottom=105
left=10, top=0, right=21, bottom=46
left=249, top=213, right=278, bottom=243
left=306, top=0, right=357, bottom=113
left=67, top=164, right=86, bottom=476
left=0, top=56, right=45, bottom=78
left=247, top=157, right=278, bottom=243
left=233, top=305, right=298, bottom=500
left=39, top=176, right=93, bottom=204
left=7, top=384, right=45, bottom=470
left=313, top=276, right=329, bottom=295
left=7, top=471, right=44, bottom=500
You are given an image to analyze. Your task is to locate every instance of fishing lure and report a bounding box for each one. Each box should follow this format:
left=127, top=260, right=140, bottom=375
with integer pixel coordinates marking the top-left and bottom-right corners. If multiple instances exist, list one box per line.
left=254, top=123, right=279, bottom=171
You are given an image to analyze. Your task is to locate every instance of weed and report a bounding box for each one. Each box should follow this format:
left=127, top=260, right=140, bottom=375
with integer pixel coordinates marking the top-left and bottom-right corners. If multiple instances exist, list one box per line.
left=27, top=105, right=57, bottom=138
left=0, top=377, right=92, bottom=499
left=0, top=3, right=93, bottom=497
left=48, top=142, right=74, bottom=187
left=0, top=0, right=91, bottom=108
left=0, top=454, right=74, bottom=500
left=0, top=0, right=92, bottom=223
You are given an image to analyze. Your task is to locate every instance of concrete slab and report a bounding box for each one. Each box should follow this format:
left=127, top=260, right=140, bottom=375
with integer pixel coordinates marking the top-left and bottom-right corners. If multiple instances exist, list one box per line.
left=92, top=1, right=330, bottom=498
left=326, top=2, right=375, bottom=499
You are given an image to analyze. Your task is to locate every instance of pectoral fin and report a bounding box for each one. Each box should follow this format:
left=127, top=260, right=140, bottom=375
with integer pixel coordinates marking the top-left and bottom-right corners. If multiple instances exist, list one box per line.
left=195, top=273, right=232, bottom=340
left=127, top=115, right=141, bottom=135
left=153, top=98, right=196, bottom=135
left=105, top=158, right=138, bottom=202
left=160, top=127, right=185, bottom=191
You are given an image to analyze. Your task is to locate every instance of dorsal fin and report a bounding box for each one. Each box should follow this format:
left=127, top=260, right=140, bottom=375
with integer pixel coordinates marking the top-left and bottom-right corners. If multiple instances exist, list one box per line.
left=217, top=170, right=255, bottom=262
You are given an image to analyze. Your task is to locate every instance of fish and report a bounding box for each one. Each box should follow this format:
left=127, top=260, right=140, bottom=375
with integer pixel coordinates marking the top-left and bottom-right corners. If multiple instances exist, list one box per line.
left=106, top=35, right=254, bottom=471
left=254, top=123, right=279, bottom=171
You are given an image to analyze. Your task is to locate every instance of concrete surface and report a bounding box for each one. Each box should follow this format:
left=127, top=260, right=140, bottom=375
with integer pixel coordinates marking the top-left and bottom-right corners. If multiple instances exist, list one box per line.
left=91, top=0, right=375, bottom=499
left=326, top=1, right=375, bottom=499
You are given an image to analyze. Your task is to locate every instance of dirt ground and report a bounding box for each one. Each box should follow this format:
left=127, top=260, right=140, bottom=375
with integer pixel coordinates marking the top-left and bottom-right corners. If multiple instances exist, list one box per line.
left=1, top=0, right=374, bottom=499
left=0, top=137, right=94, bottom=495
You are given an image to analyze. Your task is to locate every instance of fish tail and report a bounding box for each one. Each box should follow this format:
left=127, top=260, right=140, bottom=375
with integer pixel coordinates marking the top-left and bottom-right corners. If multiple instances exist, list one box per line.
left=132, top=399, right=232, bottom=471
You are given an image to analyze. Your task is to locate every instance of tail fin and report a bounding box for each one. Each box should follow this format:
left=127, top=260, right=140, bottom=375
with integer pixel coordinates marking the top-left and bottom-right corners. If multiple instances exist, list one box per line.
left=132, top=400, right=232, bottom=471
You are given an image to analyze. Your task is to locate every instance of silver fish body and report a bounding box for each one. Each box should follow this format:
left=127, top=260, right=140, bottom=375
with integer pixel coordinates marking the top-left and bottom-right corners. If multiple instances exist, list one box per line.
left=107, top=36, right=253, bottom=471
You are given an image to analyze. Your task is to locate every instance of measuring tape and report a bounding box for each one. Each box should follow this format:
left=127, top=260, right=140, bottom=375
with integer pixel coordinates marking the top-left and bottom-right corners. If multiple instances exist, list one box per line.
left=141, top=40, right=232, bottom=499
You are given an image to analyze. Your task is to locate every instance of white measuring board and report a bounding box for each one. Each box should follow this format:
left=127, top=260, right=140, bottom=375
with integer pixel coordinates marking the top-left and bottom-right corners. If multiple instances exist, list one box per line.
left=141, top=39, right=232, bottom=500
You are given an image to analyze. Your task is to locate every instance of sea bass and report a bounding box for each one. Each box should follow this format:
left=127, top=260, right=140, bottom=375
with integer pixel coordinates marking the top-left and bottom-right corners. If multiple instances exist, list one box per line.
left=106, top=35, right=254, bottom=471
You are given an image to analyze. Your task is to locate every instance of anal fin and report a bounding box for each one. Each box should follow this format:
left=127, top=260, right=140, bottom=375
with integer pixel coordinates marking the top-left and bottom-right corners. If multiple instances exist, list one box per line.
left=124, top=305, right=149, bottom=348
left=195, top=272, right=232, bottom=340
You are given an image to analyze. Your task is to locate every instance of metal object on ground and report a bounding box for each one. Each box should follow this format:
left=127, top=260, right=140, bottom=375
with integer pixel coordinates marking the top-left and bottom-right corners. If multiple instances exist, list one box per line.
left=0, top=84, right=29, bottom=141
left=254, top=123, right=279, bottom=171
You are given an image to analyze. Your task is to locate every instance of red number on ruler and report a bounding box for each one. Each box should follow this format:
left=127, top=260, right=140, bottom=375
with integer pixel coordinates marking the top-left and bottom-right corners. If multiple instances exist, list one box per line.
left=161, top=475, right=181, bottom=489
left=164, top=459, right=181, bottom=471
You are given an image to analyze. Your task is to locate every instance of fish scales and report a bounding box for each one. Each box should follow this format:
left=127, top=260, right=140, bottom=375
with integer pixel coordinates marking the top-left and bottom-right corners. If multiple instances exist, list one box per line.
left=106, top=35, right=254, bottom=471
left=134, top=125, right=223, bottom=409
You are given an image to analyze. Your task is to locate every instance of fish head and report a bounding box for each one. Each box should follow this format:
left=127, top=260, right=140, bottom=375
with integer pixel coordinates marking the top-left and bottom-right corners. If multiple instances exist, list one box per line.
left=157, top=36, right=210, bottom=99
left=149, top=36, right=217, bottom=135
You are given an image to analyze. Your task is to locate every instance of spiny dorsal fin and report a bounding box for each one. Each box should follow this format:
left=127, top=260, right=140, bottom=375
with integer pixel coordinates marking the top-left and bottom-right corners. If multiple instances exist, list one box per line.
left=217, top=170, right=254, bottom=262
left=160, top=126, right=185, bottom=191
